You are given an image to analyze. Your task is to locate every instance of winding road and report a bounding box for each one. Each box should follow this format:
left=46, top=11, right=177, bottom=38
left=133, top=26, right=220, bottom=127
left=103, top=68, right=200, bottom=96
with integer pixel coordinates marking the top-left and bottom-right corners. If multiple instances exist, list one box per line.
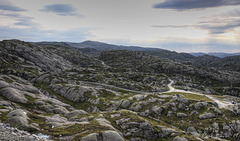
left=100, top=61, right=110, bottom=68
left=166, top=79, right=233, bottom=109
left=80, top=76, right=233, bottom=109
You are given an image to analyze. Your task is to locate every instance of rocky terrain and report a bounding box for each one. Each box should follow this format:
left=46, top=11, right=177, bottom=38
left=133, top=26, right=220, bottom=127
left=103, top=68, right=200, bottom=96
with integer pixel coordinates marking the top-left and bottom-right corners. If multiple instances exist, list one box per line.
left=0, top=39, right=240, bottom=141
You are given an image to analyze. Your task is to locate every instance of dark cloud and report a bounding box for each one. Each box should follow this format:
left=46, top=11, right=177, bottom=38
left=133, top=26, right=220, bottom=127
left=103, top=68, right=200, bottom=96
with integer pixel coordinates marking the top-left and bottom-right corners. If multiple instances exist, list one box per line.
left=40, top=4, right=82, bottom=17
left=153, top=0, right=240, bottom=10
left=152, top=18, right=240, bottom=35
left=14, top=18, right=36, bottom=27
left=0, top=11, right=37, bottom=28
left=0, top=0, right=26, bottom=12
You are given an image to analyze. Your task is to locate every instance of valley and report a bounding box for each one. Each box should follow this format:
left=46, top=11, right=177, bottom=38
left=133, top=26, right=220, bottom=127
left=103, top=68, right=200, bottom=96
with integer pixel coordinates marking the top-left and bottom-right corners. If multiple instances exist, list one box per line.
left=0, top=39, right=240, bottom=141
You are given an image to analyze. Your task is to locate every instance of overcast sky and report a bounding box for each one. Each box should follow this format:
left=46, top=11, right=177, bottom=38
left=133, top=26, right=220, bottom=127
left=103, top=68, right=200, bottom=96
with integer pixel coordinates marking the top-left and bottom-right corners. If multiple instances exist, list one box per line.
left=0, top=0, right=240, bottom=53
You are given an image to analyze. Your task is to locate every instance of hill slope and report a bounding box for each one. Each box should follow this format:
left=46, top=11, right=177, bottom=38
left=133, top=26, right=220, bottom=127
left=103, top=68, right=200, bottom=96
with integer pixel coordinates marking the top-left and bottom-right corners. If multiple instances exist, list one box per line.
left=0, top=40, right=240, bottom=141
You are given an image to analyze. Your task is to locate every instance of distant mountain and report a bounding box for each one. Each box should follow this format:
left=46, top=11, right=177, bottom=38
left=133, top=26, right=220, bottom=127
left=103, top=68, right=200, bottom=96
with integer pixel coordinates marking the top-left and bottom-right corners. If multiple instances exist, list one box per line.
left=191, top=52, right=240, bottom=58
left=143, top=49, right=195, bottom=63
left=35, top=40, right=196, bottom=62
left=34, top=41, right=71, bottom=47
left=35, top=40, right=159, bottom=52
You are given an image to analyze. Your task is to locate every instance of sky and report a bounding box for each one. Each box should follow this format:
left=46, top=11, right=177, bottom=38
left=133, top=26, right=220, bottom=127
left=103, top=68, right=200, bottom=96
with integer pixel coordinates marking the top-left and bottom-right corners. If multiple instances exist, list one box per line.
left=0, top=0, right=240, bottom=53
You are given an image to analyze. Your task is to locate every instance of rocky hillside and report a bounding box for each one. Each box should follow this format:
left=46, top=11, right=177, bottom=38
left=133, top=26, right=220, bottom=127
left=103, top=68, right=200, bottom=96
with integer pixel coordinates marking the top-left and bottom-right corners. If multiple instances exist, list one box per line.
left=144, top=50, right=240, bottom=73
left=35, top=40, right=240, bottom=73
left=99, top=50, right=240, bottom=93
left=0, top=39, right=240, bottom=141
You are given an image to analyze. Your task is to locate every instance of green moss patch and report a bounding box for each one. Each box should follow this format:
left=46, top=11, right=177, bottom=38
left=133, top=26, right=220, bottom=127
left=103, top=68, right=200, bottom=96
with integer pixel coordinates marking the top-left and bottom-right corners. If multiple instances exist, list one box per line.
left=46, top=120, right=111, bottom=139
left=162, top=92, right=212, bottom=102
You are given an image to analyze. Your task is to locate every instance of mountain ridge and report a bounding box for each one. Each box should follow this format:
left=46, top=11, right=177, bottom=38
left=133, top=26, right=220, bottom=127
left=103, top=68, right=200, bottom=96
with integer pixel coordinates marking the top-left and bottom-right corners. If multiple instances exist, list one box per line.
left=34, top=40, right=240, bottom=58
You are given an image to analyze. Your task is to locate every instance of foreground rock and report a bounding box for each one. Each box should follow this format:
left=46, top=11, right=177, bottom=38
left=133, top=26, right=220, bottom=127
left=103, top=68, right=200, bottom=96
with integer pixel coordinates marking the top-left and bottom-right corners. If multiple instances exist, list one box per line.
left=0, top=122, right=44, bottom=141
left=64, top=110, right=87, bottom=118
left=6, top=109, right=38, bottom=132
left=172, top=136, right=188, bottom=141
left=81, top=130, right=124, bottom=141
left=199, top=112, right=216, bottom=120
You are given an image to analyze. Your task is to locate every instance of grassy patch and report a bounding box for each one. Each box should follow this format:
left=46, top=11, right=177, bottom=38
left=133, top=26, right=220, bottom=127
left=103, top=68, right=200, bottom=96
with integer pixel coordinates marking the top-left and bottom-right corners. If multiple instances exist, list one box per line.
left=98, top=89, right=115, bottom=98
left=162, top=92, right=212, bottom=102
left=40, top=113, right=56, bottom=116
left=45, top=120, right=111, bottom=139
left=212, top=95, right=225, bottom=99
left=0, top=111, right=9, bottom=122
left=112, top=87, right=137, bottom=94
left=25, top=95, right=36, bottom=104
left=83, top=91, right=96, bottom=99
left=28, top=113, right=46, bottom=129
left=3, top=77, right=13, bottom=83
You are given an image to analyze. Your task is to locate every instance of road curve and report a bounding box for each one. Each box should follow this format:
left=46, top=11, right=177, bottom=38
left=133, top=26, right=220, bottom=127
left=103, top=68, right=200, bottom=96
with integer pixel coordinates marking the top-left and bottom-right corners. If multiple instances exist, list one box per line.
left=166, top=79, right=233, bottom=109
left=79, top=78, right=233, bottom=109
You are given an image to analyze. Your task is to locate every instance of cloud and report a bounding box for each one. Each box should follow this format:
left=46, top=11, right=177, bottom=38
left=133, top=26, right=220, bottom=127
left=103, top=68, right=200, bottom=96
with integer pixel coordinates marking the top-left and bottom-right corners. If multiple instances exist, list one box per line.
left=14, top=18, right=37, bottom=27
left=153, top=0, right=240, bottom=10
left=152, top=21, right=240, bottom=35
left=152, top=14, right=240, bottom=35
left=0, top=25, right=93, bottom=42
left=197, top=10, right=240, bottom=34
left=40, top=4, right=83, bottom=17
left=151, top=25, right=191, bottom=28
left=0, top=0, right=26, bottom=12
left=0, top=11, right=38, bottom=28
left=101, top=38, right=240, bottom=53
left=198, top=20, right=240, bottom=34
left=215, top=9, right=240, bottom=18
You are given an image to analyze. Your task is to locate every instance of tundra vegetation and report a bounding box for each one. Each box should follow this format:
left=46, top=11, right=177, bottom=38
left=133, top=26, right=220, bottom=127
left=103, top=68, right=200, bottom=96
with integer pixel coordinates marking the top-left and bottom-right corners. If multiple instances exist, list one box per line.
left=0, top=40, right=240, bottom=141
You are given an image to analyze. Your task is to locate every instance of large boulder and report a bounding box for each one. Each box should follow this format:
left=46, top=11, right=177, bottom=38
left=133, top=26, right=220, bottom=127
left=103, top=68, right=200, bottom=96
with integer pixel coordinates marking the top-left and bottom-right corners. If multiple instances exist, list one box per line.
left=177, top=113, right=187, bottom=118
left=102, top=130, right=124, bottom=141
left=199, top=112, right=216, bottom=120
left=81, top=133, right=98, bottom=141
left=64, top=110, right=87, bottom=118
left=194, top=102, right=208, bottom=110
left=0, top=80, right=10, bottom=88
left=11, top=82, right=39, bottom=94
left=7, top=109, right=28, bottom=119
left=211, top=107, right=222, bottom=114
left=131, top=95, right=148, bottom=101
left=171, top=95, right=189, bottom=104
left=40, top=104, right=69, bottom=114
left=6, top=109, right=37, bottom=132
left=172, top=136, right=188, bottom=141
left=152, top=106, right=163, bottom=115
left=187, top=127, right=197, bottom=133
left=50, top=84, right=90, bottom=102
left=35, top=73, right=51, bottom=84
left=53, top=106, right=69, bottom=114
left=80, top=131, right=124, bottom=141
left=0, top=100, right=11, bottom=106
left=130, top=102, right=143, bottom=112
left=159, top=126, right=179, bottom=138
left=7, top=117, right=28, bottom=130
left=121, top=100, right=130, bottom=108
left=0, top=87, right=28, bottom=103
